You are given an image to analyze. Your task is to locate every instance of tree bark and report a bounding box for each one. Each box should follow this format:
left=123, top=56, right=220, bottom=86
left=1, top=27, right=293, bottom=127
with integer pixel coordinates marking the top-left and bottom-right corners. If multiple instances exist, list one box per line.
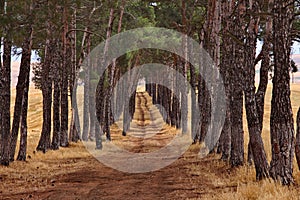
left=89, top=77, right=96, bottom=141
left=270, top=0, right=295, bottom=185
left=243, top=0, right=269, bottom=180
left=0, top=39, right=2, bottom=157
left=295, top=108, right=300, bottom=170
left=37, top=78, right=52, bottom=153
left=17, top=68, right=30, bottom=161
left=82, top=33, right=91, bottom=141
left=247, top=0, right=273, bottom=165
left=16, top=23, right=33, bottom=160
left=69, top=8, right=80, bottom=142
left=52, top=79, right=61, bottom=150
left=96, top=75, right=105, bottom=147
left=103, top=7, right=115, bottom=140
left=190, top=63, right=197, bottom=140
left=60, top=5, right=69, bottom=147
left=217, top=0, right=233, bottom=161
left=37, top=28, right=53, bottom=153
left=0, top=37, right=12, bottom=166
left=229, top=2, right=245, bottom=167
left=181, top=0, right=188, bottom=134
left=10, top=26, right=33, bottom=160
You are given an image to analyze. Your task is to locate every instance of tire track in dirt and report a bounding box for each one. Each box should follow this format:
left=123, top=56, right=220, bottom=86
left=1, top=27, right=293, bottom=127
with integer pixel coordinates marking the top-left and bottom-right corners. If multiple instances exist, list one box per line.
left=0, top=91, right=237, bottom=200
left=127, top=92, right=174, bottom=153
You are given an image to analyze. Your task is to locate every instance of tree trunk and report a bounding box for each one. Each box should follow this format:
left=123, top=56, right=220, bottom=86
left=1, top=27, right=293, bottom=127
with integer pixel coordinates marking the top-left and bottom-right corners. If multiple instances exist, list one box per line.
left=17, top=69, right=30, bottom=161
left=175, top=63, right=181, bottom=129
left=52, top=80, right=61, bottom=150
left=103, top=7, right=115, bottom=140
left=247, top=0, right=273, bottom=165
left=89, top=80, right=96, bottom=141
left=190, top=63, right=197, bottom=140
left=270, top=0, right=295, bottom=185
left=69, top=8, right=80, bottom=142
left=82, top=33, right=91, bottom=141
left=229, top=2, right=245, bottom=167
left=37, top=34, right=53, bottom=153
left=0, top=37, right=12, bottom=166
left=129, top=90, right=137, bottom=122
left=217, top=0, right=233, bottom=160
left=166, top=85, right=172, bottom=125
left=69, top=81, right=80, bottom=142
left=0, top=50, right=1, bottom=156
left=104, top=94, right=111, bottom=141
left=199, top=81, right=210, bottom=143
left=170, top=67, right=179, bottom=127
left=82, top=68, right=90, bottom=141
left=16, top=23, right=33, bottom=160
left=243, top=0, right=269, bottom=180
left=0, top=0, right=4, bottom=156
left=10, top=26, right=33, bottom=161
left=60, top=5, right=69, bottom=147
left=96, top=75, right=105, bottom=146
left=95, top=121, right=102, bottom=149
left=199, top=0, right=221, bottom=144
left=230, top=84, right=244, bottom=167
left=295, top=108, right=300, bottom=170
left=181, top=0, right=188, bottom=134
left=196, top=71, right=204, bottom=142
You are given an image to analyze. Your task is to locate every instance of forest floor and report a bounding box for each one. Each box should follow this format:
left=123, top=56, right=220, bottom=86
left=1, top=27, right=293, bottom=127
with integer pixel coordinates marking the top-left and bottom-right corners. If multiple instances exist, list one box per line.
left=1, top=85, right=300, bottom=199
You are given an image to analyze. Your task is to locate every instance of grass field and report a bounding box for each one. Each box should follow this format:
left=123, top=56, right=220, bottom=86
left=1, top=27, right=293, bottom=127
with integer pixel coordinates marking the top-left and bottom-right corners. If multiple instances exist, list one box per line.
left=0, top=84, right=300, bottom=199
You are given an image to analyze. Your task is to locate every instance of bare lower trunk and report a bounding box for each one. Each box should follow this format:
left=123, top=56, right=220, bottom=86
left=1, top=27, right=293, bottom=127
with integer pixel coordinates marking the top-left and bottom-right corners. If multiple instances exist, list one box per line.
left=69, top=8, right=80, bottom=143
left=96, top=75, right=105, bottom=146
left=181, top=1, right=188, bottom=134
left=60, top=79, right=69, bottom=146
left=0, top=38, right=12, bottom=166
left=60, top=5, right=69, bottom=147
left=190, top=64, right=197, bottom=140
left=219, top=108, right=231, bottom=161
left=230, top=88, right=244, bottom=167
left=295, top=108, right=300, bottom=169
left=229, top=2, right=245, bottom=167
left=243, top=0, right=269, bottom=180
left=0, top=41, right=2, bottom=157
left=105, top=88, right=111, bottom=141
left=37, top=81, right=52, bottom=153
left=247, top=0, right=273, bottom=165
left=10, top=27, right=33, bottom=160
left=82, top=42, right=90, bottom=141
left=17, top=71, right=30, bottom=161
left=218, top=0, right=232, bottom=158
left=89, top=83, right=96, bottom=140
left=37, top=35, right=53, bottom=153
left=52, top=80, right=60, bottom=150
left=270, top=0, right=295, bottom=185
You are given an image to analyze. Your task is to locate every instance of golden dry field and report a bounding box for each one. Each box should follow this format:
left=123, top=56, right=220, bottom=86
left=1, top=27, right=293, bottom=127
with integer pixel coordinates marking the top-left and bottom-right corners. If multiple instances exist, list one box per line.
left=0, top=84, right=300, bottom=199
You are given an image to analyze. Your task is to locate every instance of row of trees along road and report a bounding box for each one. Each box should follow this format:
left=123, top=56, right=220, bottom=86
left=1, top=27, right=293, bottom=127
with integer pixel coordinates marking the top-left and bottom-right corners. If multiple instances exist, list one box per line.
left=0, top=0, right=300, bottom=185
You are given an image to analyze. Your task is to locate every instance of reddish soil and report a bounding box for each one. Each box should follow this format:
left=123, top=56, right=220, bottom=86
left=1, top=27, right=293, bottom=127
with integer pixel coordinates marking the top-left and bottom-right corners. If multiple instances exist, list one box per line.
left=0, top=92, right=237, bottom=200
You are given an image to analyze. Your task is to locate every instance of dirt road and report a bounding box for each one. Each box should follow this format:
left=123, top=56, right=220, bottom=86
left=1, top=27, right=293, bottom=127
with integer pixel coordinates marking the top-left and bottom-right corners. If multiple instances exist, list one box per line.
left=0, top=92, right=236, bottom=200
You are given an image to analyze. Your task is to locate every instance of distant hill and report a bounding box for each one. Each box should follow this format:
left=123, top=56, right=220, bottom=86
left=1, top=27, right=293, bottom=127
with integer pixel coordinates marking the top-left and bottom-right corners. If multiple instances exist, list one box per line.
left=10, top=56, right=300, bottom=88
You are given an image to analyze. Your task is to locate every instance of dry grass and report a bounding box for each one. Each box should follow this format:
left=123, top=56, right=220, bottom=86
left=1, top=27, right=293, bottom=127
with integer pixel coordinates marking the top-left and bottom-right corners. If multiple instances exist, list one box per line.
left=1, top=87, right=93, bottom=197
left=198, top=83, right=300, bottom=199
left=1, top=84, right=300, bottom=199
